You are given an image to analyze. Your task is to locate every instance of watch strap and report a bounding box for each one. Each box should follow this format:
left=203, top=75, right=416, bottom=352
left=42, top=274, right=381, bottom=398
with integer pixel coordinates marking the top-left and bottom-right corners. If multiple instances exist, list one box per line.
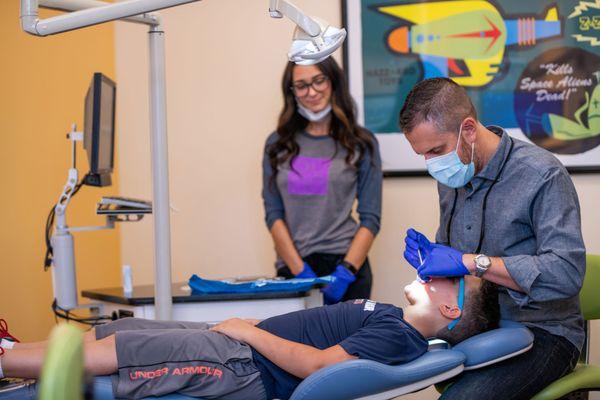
left=341, top=260, right=358, bottom=275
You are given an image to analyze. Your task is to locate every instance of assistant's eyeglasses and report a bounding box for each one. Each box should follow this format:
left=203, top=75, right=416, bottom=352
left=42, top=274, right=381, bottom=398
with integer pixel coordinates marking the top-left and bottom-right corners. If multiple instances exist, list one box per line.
left=291, top=74, right=330, bottom=97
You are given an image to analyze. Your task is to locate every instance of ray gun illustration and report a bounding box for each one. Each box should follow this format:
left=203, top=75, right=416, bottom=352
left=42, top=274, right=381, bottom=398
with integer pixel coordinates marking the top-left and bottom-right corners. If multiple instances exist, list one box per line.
left=379, top=1, right=562, bottom=87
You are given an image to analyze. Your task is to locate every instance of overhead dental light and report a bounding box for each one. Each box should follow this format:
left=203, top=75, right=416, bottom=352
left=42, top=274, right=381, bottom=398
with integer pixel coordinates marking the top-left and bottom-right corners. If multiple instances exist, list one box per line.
left=269, top=0, right=346, bottom=65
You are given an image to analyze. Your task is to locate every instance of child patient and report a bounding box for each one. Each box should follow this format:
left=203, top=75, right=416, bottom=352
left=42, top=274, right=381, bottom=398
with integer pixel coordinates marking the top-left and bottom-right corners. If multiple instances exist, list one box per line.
left=0, top=276, right=499, bottom=400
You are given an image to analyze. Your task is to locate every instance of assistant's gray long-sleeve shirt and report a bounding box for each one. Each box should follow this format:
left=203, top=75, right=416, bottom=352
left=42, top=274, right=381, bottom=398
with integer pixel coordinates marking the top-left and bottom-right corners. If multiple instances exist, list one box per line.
left=262, top=130, right=382, bottom=261
left=436, top=126, right=586, bottom=350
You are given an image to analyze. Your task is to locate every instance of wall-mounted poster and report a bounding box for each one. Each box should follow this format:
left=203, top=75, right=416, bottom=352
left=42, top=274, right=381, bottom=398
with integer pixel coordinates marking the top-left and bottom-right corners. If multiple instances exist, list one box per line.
left=343, top=0, right=600, bottom=175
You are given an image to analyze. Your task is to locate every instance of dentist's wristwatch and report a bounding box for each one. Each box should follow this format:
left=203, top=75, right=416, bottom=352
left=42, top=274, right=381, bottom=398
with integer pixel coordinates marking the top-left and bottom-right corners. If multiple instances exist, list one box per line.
left=474, top=254, right=492, bottom=278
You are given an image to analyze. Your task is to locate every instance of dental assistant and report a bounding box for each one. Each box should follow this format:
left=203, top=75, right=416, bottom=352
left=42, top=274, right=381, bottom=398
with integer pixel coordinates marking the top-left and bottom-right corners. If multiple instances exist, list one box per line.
left=262, top=58, right=382, bottom=304
left=400, top=78, right=585, bottom=399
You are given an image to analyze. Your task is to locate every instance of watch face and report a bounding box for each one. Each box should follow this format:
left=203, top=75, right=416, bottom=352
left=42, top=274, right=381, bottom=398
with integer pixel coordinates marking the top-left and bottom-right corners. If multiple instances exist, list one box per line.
left=475, top=255, right=491, bottom=277
left=477, top=255, right=491, bottom=267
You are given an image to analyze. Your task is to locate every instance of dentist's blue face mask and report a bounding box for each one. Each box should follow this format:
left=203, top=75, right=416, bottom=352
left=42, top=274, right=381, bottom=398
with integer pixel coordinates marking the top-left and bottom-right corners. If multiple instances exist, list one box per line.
left=426, top=124, right=475, bottom=188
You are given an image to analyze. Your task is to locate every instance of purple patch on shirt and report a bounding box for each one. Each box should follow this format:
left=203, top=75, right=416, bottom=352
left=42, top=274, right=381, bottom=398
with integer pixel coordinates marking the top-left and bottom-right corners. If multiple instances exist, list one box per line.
left=288, top=156, right=332, bottom=196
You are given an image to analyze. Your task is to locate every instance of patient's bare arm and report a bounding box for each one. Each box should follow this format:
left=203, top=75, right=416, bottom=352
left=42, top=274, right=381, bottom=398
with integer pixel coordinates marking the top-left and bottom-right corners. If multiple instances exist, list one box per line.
left=211, top=318, right=357, bottom=379
left=1, top=334, right=117, bottom=379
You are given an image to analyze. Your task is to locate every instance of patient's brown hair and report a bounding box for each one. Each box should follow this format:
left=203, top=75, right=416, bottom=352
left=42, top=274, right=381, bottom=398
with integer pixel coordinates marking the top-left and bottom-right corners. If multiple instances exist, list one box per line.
left=435, top=281, right=500, bottom=345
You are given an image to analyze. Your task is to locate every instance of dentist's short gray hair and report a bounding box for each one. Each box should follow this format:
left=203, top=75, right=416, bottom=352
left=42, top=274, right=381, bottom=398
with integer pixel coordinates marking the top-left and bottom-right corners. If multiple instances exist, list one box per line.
left=399, top=78, right=477, bottom=134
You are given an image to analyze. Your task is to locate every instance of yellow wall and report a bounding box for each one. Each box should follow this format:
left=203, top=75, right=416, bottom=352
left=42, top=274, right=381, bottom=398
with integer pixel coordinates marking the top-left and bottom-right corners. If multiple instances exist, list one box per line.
left=0, top=4, right=121, bottom=341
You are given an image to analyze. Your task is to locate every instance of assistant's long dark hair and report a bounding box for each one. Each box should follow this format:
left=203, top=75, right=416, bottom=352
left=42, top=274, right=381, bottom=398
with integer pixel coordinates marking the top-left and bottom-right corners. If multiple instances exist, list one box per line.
left=267, top=58, right=374, bottom=178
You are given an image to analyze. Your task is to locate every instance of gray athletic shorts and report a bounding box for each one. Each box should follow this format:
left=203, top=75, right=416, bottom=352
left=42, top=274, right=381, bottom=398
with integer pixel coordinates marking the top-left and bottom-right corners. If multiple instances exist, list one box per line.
left=95, top=318, right=266, bottom=400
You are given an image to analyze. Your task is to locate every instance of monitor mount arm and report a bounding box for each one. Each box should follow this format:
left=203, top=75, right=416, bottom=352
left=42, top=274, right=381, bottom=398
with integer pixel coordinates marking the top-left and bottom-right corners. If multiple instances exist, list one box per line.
left=54, top=125, right=123, bottom=234
left=51, top=124, right=144, bottom=311
left=54, top=125, right=114, bottom=234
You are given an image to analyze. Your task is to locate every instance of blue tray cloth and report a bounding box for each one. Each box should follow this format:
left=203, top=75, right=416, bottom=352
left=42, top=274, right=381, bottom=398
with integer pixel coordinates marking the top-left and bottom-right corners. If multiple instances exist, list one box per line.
left=188, top=275, right=334, bottom=294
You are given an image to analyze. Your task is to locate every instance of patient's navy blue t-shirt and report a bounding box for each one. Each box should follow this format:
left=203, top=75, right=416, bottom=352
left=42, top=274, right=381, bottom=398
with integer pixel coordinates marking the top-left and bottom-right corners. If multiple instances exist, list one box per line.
left=252, top=300, right=428, bottom=400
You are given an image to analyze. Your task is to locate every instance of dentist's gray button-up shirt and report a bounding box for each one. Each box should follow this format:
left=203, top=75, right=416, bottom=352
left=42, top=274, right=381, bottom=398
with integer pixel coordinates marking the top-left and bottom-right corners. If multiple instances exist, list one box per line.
left=435, top=126, right=585, bottom=350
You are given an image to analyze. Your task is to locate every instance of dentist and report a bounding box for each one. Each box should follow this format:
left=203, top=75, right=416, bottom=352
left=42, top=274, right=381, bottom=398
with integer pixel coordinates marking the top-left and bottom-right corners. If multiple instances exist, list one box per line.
left=400, top=78, right=585, bottom=399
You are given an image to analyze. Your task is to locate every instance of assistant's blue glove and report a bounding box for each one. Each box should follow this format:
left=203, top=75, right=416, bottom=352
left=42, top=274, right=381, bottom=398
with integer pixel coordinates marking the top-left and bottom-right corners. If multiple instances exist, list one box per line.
left=295, top=262, right=318, bottom=279
left=403, top=228, right=442, bottom=269
left=417, top=244, right=469, bottom=281
left=322, top=265, right=356, bottom=305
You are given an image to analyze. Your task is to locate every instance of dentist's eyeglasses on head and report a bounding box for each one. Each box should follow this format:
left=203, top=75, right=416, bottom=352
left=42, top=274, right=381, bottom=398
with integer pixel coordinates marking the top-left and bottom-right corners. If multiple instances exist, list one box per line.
left=291, top=74, right=330, bottom=97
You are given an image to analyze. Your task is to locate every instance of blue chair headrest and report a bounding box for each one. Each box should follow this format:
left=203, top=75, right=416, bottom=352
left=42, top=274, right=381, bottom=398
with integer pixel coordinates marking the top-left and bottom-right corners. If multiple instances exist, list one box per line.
left=453, top=320, right=534, bottom=370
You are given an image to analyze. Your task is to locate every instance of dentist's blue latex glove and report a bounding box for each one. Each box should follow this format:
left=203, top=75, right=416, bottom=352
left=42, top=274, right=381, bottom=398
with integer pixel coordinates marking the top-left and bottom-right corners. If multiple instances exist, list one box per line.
left=417, top=244, right=469, bottom=281
left=322, top=265, right=356, bottom=305
left=403, top=228, right=442, bottom=269
left=295, top=262, right=318, bottom=279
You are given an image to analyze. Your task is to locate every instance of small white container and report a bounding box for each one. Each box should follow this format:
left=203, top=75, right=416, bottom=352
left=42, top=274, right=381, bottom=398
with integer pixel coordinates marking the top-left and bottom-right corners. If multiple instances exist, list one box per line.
left=122, top=264, right=133, bottom=296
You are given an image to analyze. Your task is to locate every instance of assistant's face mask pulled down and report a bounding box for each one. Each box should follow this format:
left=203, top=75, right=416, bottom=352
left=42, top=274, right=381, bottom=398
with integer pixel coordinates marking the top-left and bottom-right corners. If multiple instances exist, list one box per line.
left=297, top=103, right=332, bottom=122
left=426, top=124, right=475, bottom=188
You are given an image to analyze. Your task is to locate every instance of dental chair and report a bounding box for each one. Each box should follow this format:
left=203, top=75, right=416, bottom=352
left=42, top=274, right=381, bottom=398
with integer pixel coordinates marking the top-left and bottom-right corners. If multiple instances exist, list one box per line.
left=90, top=321, right=533, bottom=400
left=0, top=320, right=533, bottom=400
left=19, top=320, right=533, bottom=400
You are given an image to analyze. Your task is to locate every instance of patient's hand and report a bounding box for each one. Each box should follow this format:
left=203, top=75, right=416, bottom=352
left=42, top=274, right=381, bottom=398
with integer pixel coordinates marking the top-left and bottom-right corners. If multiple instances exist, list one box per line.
left=211, top=318, right=257, bottom=342
left=243, top=319, right=261, bottom=326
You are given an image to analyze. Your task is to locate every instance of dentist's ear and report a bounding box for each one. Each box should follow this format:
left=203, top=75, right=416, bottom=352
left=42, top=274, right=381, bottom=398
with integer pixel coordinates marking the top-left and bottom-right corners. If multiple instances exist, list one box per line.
left=461, top=117, right=478, bottom=145
left=439, top=303, right=462, bottom=320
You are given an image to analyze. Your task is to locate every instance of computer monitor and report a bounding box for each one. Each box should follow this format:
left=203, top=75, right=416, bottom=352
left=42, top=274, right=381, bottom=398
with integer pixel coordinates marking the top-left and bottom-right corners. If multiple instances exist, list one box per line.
left=83, top=72, right=116, bottom=187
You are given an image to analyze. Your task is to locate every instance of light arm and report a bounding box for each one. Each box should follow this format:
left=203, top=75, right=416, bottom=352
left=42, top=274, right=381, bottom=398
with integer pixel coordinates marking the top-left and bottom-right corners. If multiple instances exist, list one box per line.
left=21, top=0, right=201, bottom=36
left=268, top=0, right=320, bottom=37
left=39, top=0, right=159, bottom=26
